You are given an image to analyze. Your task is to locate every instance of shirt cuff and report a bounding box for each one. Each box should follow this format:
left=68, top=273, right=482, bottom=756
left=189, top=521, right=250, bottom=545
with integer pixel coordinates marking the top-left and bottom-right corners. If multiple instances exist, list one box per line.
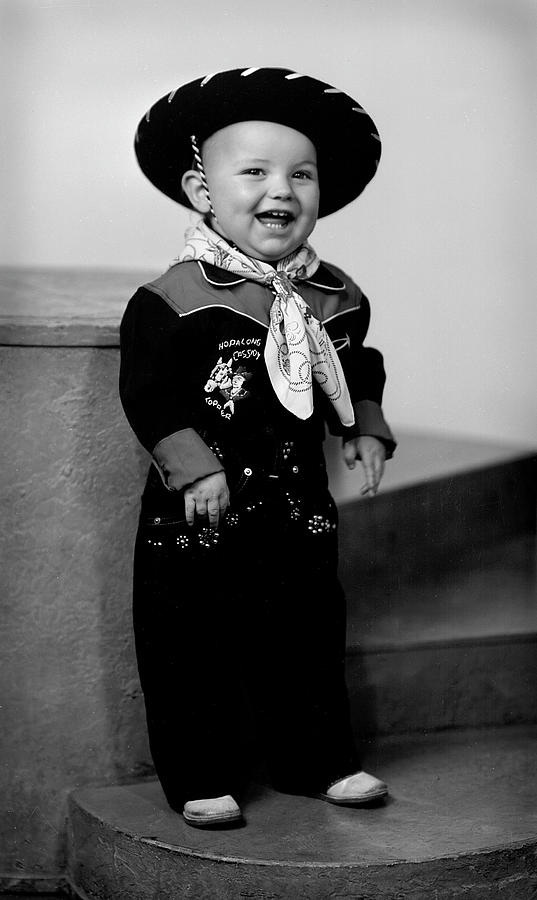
left=152, top=428, right=224, bottom=491
left=341, top=400, right=396, bottom=458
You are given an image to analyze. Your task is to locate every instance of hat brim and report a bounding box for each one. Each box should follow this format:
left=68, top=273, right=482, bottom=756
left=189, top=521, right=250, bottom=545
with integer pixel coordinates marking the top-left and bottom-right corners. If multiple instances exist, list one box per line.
left=134, top=68, right=381, bottom=218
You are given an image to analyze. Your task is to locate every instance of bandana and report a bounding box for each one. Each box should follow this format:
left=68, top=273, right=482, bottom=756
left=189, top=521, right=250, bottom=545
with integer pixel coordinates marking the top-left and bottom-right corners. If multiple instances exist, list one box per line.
left=177, top=219, right=355, bottom=427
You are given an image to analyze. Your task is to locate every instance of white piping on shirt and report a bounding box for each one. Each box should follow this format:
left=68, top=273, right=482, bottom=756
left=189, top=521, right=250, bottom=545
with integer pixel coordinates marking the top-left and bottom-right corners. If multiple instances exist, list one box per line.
left=177, top=303, right=270, bottom=329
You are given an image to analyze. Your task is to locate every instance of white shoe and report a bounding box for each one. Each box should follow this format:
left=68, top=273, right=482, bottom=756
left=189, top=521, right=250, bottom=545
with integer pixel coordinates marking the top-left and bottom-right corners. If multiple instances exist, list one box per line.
left=319, top=771, right=388, bottom=806
left=183, top=794, right=243, bottom=827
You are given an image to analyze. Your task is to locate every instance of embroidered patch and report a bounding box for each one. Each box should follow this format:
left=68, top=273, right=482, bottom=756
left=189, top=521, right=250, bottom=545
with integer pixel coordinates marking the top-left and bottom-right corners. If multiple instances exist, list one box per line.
left=204, top=356, right=253, bottom=417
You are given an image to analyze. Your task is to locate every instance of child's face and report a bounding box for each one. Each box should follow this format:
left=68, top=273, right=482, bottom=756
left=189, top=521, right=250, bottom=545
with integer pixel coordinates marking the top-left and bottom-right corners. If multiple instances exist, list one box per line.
left=201, top=121, right=320, bottom=261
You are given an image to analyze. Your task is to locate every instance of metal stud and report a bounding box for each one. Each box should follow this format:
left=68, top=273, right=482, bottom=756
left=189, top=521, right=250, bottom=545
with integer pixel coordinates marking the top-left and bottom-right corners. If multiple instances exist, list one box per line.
left=198, top=527, right=220, bottom=548
left=285, top=491, right=303, bottom=522
left=306, top=514, right=336, bottom=535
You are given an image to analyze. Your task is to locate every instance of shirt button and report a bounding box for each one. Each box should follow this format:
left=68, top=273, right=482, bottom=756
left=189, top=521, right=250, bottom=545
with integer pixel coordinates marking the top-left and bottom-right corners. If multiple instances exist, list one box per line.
left=244, top=467, right=252, bottom=476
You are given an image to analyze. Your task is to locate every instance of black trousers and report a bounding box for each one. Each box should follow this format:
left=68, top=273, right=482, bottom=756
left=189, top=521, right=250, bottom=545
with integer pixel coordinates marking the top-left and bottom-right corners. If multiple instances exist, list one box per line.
left=133, top=460, right=359, bottom=812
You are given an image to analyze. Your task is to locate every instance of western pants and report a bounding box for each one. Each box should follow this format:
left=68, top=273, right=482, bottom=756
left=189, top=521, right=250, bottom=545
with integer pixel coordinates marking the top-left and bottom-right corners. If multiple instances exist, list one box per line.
left=132, top=458, right=359, bottom=811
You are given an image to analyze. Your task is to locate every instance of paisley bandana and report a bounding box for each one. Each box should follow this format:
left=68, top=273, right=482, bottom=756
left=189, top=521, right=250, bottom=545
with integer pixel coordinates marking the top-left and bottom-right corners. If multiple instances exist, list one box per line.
left=178, top=219, right=355, bottom=426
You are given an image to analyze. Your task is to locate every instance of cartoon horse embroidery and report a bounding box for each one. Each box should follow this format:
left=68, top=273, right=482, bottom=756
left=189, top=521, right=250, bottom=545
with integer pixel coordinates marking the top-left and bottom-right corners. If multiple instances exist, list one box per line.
left=204, top=357, right=233, bottom=393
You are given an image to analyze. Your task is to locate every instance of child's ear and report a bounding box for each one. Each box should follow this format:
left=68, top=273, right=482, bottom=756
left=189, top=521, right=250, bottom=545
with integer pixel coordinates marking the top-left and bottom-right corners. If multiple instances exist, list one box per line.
left=181, top=169, right=211, bottom=214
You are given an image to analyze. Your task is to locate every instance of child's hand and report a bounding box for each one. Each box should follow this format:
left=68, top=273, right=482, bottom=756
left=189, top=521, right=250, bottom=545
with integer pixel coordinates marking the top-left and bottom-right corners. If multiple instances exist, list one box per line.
left=343, top=436, right=386, bottom=497
left=184, top=472, right=230, bottom=528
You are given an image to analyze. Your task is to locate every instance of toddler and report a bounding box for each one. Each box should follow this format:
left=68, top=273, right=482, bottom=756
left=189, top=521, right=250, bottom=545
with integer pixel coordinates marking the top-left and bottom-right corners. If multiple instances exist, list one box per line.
left=120, top=67, right=396, bottom=828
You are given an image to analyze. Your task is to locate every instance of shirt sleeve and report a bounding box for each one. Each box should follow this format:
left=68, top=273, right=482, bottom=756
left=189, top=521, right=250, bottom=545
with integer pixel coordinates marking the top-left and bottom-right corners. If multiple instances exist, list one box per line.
left=324, top=288, right=396, bottom=457
left=119, top=287, right=223, bottom=488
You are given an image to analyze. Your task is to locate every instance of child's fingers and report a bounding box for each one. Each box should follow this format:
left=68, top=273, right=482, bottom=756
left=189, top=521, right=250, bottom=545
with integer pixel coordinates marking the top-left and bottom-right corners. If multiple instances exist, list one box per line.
left=208, top=489, right=230, bottom=528
left=184, top=492, right=196, bottom=526
left=374, top=448, right=385, bottom=476
left=366, top=462, right=379, bottom=491
left=362, top=455, right=376, bottom=485
left=360, top=453, right=382, bottom=496
left=207, top=498, right=220, bottom=528
left=219, top=493, right=229, bottom=519
left=361, top=477, right=377, bottom=496
left=183, top=474, right=229, bottom=529
left=342, top=440, right=357, bottom=470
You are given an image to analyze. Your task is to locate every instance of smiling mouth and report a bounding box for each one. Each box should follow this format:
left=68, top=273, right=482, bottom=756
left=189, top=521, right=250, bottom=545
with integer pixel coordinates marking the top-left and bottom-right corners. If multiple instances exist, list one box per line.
left=256, top=210, right=295, bottom=230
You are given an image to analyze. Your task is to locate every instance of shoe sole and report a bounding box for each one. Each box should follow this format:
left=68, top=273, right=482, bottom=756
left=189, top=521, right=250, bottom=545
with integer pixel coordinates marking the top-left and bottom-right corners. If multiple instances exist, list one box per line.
left=183, top=811, right=244, bottom=828
left=317, top=787, right=388, bottom=806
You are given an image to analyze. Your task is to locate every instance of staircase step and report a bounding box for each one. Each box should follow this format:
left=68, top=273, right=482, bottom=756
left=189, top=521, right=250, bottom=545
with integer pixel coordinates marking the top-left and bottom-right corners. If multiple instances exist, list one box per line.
left=347, top=631, right=537, bottom=736
left=329, top=439, right=537, bottom=734
left=338, top=461, right=537, bottom=733
left=346, top=531, right=537, bottom=649
left=67, top=726, right=537, bottom=900
left=337, top=453, right=536, bottom=579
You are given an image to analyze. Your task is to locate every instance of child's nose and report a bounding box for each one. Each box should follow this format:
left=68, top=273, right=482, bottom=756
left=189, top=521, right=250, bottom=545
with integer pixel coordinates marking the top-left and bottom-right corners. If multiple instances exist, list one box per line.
left=268, top=176, right=293, bottom=200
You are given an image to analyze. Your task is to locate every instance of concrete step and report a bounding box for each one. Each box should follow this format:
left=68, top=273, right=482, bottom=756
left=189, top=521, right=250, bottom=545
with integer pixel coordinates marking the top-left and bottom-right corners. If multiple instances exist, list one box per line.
left=336, top=451, right=536, bottom=579
left=343, top=531, right=537, bottom=735
left=331, top=442, right=537, bottom=736
left=67, top=726, right=537, bottom=899
left=347, top=629, right=537, bottom=738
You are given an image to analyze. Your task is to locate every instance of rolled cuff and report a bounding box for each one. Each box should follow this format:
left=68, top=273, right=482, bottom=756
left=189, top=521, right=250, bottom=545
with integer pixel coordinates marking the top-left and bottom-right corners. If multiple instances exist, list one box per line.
left=341, top=400, right=396, bottom=458
left=152, top=428, right=224, bottom=491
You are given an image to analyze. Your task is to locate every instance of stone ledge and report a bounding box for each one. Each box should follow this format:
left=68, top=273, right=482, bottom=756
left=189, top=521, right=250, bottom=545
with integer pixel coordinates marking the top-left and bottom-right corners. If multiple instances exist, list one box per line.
left=67, top=726, right=537, bottom=899
left=0, top=266, right=155, bottom=346
left=0, top=318, right=122, bottom=347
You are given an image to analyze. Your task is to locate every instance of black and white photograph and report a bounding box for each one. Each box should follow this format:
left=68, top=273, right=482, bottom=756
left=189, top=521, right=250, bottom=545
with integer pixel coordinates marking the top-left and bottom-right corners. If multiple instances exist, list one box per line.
left=1, top=1, right=536, bottom=897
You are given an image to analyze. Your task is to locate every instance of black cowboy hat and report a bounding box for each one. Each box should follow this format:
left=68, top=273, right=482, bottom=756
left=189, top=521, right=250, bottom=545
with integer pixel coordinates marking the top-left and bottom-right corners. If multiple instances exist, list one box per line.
left=134, top=67, right=381, bottom=218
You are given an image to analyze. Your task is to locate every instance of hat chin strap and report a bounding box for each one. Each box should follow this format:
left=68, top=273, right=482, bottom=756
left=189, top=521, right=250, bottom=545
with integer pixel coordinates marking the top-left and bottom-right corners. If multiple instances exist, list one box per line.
left=190, top=134, right=218, bottom=222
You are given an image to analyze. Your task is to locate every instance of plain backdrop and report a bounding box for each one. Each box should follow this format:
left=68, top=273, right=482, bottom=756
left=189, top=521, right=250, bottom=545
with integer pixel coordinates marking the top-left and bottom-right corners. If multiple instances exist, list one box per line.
left=2, top=0, right=537, bottom=446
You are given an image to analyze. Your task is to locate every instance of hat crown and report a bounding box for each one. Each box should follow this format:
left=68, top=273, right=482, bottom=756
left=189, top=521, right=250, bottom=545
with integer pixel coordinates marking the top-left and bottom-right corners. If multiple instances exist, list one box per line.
left=135, top=67, right=381, bottom=218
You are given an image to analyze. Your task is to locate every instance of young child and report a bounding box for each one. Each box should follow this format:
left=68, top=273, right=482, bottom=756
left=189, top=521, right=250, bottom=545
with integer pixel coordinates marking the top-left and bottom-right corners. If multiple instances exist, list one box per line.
left=120, top=67, right=396, bottom=828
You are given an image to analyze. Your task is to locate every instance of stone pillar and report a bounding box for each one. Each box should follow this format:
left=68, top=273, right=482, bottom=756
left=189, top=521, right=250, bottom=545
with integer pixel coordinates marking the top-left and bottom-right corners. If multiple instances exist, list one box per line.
left=0, top=268, right=154, bottom=890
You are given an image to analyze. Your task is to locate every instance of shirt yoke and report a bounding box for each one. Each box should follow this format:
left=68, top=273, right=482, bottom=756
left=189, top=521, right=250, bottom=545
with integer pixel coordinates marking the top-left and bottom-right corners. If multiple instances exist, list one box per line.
left=144, top=259, right=363, bottom=327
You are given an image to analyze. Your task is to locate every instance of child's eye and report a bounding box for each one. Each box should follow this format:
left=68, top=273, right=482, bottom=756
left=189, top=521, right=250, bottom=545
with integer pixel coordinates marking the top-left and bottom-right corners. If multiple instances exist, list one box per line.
left=242, top=168, right=264, bottom=176
left=293, top=170, right=314, bottom=180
